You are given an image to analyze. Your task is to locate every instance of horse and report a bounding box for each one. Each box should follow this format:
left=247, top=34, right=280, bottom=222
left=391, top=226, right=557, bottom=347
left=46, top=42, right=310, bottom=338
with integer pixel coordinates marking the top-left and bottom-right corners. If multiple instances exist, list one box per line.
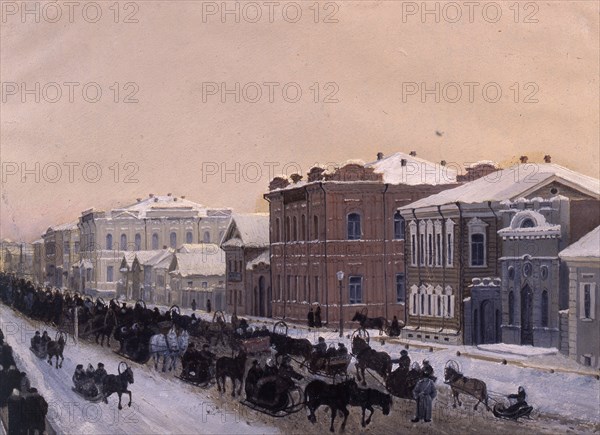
left=215, top=351, right=247, bottom=397
left=102, top=362, right=134, bottom=410
left=444, top=366, right=489, bottom=411
left=351, top=311, right=388, bottom=335
left=149, top=327, right=188, bottom=372
left=348, top=386, right=392, bottom=427
left=95, top=309, right=117, bottom=347
left=304, top=379, right=358, bottom=432
left=351, top=336, right=392, bottom=386
left=270, top=334, right=312, bottom=366
left=46, top=334, right=66, bottom=369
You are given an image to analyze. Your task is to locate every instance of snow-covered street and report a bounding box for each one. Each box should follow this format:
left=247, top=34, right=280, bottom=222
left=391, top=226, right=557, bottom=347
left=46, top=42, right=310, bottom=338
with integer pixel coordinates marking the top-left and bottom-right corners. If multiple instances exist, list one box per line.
left=1, top=301, right=599, bottom=434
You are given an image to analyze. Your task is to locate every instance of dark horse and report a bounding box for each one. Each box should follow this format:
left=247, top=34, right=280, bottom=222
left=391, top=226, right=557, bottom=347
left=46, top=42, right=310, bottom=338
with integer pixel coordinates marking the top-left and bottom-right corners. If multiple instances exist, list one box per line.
left=46, top=334, right=66, bottom=369
left=351, top=312, right=388, bottom=335
left=95, top=309, right=117, bottom=347
left=351, top=336, right=391, bottom=386
left=349, top=386, right=392, bottom=427
left=216, top=351, right=247, bottom=397
left=304, top=379, right=357, bottom=432
left=444, top=366, right=489, bottom=411
left=102, top=362, right=134, bottom=410
left=270, top=333, right=312, bottom=366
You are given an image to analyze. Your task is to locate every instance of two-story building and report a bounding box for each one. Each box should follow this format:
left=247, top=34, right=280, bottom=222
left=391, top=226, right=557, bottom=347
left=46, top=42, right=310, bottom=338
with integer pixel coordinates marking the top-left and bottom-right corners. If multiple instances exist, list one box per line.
left=42, top=222, right=79, bottom=289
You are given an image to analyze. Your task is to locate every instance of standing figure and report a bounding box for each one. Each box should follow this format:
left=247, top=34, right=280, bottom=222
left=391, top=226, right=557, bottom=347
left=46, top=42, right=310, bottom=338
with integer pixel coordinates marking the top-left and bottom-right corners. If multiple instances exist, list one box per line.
left=314, top=305, right=322, bottom=328
left=24, top=387, right=48, bottom=435
left=412, top=364, right=437, bottom=423
left=307, top=308, right=315, bottom=328
left=206, top=299, right=212, bottom=313
left=398, top=350, right=411, bottom=373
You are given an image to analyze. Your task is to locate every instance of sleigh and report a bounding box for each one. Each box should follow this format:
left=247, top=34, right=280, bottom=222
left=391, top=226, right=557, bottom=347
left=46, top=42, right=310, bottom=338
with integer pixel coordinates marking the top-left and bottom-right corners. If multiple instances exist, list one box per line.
left=71, top=386, right=104, bottom=403
left=238, top=336, right=271, bottom=355
left=308, top=353, right=351, bottom=380
left=241, top=384, right=304, bottom=418
left=30, top=346, right=47, bottom=359
left=492, top=402, right=533, bottom=420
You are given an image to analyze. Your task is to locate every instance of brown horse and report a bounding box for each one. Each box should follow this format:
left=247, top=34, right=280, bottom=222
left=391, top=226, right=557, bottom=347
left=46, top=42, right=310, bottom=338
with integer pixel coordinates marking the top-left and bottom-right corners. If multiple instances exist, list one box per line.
left=444, top=366, right=489, bottom=411
left=351, top=337, right=391, bottom=386
left=216, top=351, right=247, bottom=397
left=351, top=312, right=388, bottom=336
left=46, top=335, right=65, bottom=369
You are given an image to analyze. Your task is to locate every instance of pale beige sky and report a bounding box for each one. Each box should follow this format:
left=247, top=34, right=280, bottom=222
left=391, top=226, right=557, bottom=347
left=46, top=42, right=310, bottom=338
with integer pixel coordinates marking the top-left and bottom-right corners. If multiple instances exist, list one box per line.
left=1, top=1, right=598, bottom=241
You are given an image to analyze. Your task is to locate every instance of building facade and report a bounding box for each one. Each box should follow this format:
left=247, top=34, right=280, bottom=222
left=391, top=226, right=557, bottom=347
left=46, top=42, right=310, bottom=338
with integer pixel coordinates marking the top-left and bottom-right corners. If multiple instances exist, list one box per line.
left=42, top=222, right=79, bottom=289
left=560, top=226, right=600, bottom=368
left=76, top=194, right=231, bottom=297
left=399, top=162, right=600, bottom=345
left=264, top=152, right=460, bottom=325
left=221, top=214, right=271, bottom=317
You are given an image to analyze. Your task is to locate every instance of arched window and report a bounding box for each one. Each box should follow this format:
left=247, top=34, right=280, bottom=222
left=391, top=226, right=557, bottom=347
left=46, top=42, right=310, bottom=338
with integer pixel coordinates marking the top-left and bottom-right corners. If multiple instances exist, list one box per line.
left=134, top=233, right=141, bottom=251
left=541, top=290, right=549, bottom=327
left=170, top=232, right=177, bottom=249
left=120, top=234, right=127, bottom=250
left=521, top=218, right=535, bottom=228
left=313, top=215, right=319, bottom=240
left=186, top=231, right=193, bottom=244
left=106, top=234, right=113, bottom=250
left=292, top=216, right=298, bottom=241
left=203, top=231, right=210, bottom=243
left=508, top=291, right=515, bottom=325
left=152, top=233, right=159, bottom=250
left=394, top=211, right=405, bottom=240
left=347, top=213, right=361, bottom=240
left=301, top=215, right=306, bottom=241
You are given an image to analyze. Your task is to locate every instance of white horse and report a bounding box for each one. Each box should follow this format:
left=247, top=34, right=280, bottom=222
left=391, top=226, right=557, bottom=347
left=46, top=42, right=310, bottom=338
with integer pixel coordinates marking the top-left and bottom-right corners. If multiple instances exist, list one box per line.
left=149, top=327, right=189, bottom=372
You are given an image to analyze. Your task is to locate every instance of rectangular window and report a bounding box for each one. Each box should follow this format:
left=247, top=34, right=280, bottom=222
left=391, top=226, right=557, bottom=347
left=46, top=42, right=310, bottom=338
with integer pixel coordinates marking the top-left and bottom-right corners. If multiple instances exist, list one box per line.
left=411, top=235, right=416, bottom=266
left=428, top=234, right=433, bottom=266
left=106, top=266, right=114, bottom=283
left=74, top=241, right=80, bottom=253
left=349, top=276, right=362, bottom=304
left=202, top=281, right=208, bottom=288
left=396, top=273, right=405, bottom=303
left=419, top=234, right=425, bottom=265
left=64, top=242, right=70, bottom=256
left=580, top=283, right=595, bottom=320
left=157, top=275, right=164, bottom=286
left=471, top=233, right=485, bottom=266
left=436, top=234, right=442, bottom=266
left=286, top=275, right=291, bottom=301
left=447, top=233, right=453, bottom=266
left=188, top=281, right=193, bottom=288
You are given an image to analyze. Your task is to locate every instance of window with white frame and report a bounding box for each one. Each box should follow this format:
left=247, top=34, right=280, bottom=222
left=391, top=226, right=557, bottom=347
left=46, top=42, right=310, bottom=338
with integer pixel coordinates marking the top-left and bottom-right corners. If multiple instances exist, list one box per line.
left=419, top=221, right=426, bottom=266
left=120, top=234, right=127, bottom=251
left=349, top=276, right=362, bottom=304
left=426, top=220, right=434, bottom=266
left=152, top=233, right=159, bottom=250
left=445, top=219, right=455, bottom=267
left=434, top=220, right=443, bottom=266
left=107, top=266, right=114, bottom=283
left=394, top=211, right=405, bottom=240
left=409, top=221, right=417, bottom=266
left=468, top=218, right=488, bottom=267
left=347, top=213, right=362, bottom=240
left=134, top=233, right=142, bottom=251
left=186, top=231, right=193, bottom=244
left=580, top=283, right=596, bottom=320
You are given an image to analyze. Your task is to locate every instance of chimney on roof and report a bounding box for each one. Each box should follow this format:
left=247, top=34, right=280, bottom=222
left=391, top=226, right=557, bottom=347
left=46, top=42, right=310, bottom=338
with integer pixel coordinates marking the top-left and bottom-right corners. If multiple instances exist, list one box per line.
left=149, top=193, right=154, bottom=198
left=400, top=159, right=407, bottom=167
left=167, top=193, right=172, bottom=196
left=377, top=152, right=384, bottom=160
left=520, top=156, right=528, bottom=164
left=544, top=155, right=551, bottom=163
left=409, top=151, right=417, bottom=157
left=440, top=160, right=446, bottom=166
left=290, top=173, right=303, bottom=184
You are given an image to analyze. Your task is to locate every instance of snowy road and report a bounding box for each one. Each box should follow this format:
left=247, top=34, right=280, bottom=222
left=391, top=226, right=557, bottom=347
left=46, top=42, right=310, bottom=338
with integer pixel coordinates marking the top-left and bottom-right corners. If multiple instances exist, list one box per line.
left=0, top=304, right=278, bottom=435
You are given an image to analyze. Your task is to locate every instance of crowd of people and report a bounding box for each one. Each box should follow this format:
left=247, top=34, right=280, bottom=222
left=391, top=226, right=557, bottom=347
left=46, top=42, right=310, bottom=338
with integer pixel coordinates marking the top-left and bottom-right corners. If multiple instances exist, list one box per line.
left=0, top=327, right=49, bottom=435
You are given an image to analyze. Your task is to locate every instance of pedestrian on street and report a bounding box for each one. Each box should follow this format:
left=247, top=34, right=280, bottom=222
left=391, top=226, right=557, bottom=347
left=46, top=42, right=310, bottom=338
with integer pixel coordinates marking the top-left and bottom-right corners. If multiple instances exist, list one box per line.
left=191, top=299, right=197, bottom=312
left=314, top=305, right=322, bottom=328
left=24, top=387, right=48, bottom=435
left=412, top=364, right=437, bottom=423
left=206, top=299, right=212, bottom=313
left=19, top=371, right=30, bottom=394
left=307, top=307, right=315, bottom=328
left=7, top=388, right=24, bottom=435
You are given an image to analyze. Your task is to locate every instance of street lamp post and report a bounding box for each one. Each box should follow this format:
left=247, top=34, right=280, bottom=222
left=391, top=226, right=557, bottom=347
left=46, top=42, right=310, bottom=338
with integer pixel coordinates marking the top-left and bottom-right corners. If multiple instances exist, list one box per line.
left=336, top=271, right=344, bottom=338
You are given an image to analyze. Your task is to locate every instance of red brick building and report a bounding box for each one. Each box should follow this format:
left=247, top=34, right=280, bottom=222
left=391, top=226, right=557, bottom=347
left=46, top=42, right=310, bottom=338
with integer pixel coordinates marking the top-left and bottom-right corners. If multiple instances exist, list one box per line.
left=264, top=152, right=460, bottom=326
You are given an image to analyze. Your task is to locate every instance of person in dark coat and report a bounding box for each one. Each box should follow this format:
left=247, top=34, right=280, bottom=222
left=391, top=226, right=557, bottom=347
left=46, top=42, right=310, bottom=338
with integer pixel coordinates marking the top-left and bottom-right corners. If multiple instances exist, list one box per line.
left=24, top=387, right=48, bottom=435
left=30, top=331, right=41, bottom=352
left=1, top=365, right=20, bottom=407
left=94, top=363, right=108, bottom=385
left=307, top=308, right=315, bottom=328
left=506, top=386, right=528, bottom=413
left=40, top=331, right=51, bottom=351
left=206, top=299, right=212, bottom=313
left=191, top=299, right=197, bottom=312
left=314, top=305, right=322, bottom=328
left=7, top=388, right=24, bottom=435
left=412, top=365, right=437, bottom=422
left=398, top=350, right=411, bottom=373
left=245, top=360, right=263, bottom=400
left=389, top=316, right=401, bottom=336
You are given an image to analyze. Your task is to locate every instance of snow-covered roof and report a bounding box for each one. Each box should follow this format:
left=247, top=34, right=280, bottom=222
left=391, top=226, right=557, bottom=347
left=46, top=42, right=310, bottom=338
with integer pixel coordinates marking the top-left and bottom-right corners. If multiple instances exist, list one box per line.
left=221, top=214, right=270, bottom=248
left=246, top=249, right=270, bottom=270
left=48, top=221, right=78, bottom=232
left=559, top=226, right=600, bottom=259
left=169, top=246, right=226, bottom=277
left=178, top=244, right=211, bottom=254
left=32, top=239, right=44, bottom=245
left=401, top=163, right=600, bottom=210
left=111, top=195, right=206, bottom=218
left=365, top=152, right=458, bottom=185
